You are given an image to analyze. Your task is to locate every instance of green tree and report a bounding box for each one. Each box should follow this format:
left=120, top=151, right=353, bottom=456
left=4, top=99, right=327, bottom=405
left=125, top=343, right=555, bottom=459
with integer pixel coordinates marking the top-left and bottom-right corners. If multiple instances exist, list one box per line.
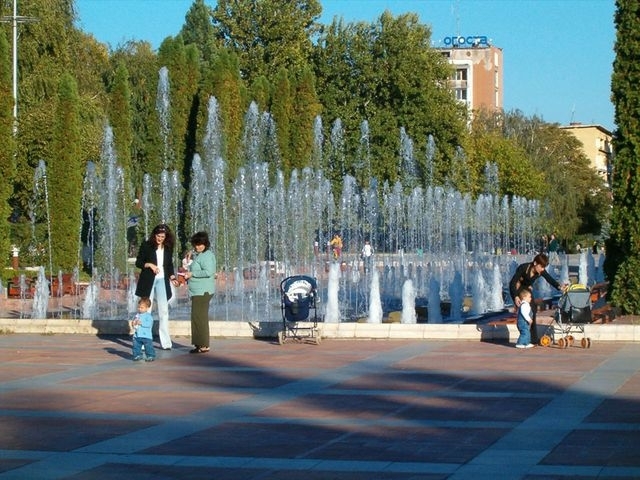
left=180, top=0, right=219, bottom=66
left=290, top=66, right=322, bottom=171
left=202, top=49, right=245, bottom=182
left=211, top=0, right=321, bottom=83
left=468, top=112, right=546, bottom=199
left=271, top=67, right=293, bottom=173
left=108, top=63, right=133, bottom=183
left=499, top=110, right=609, bottom=242
left=314, top=12, right=467, bottom=187
left=49, top=73, right=82, bottom=271
left=0, top=31, right=15, bottom=266
left=110, top=41, right=161, bottom=184
left=604, top=0, right=640, bottom=314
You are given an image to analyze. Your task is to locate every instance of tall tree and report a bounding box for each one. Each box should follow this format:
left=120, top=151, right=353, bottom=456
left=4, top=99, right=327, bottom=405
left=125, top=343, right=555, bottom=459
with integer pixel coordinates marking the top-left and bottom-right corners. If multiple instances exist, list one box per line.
left=202, top=49, right=245, bottom=182
left=0, top=31, right=15, bottom=267
left=49, top=73, right=82, bottom=271
left=290, top=66, right=322, bottom=171
left=211, top=0, right=321, bottom=83
left=604, top=0, right=640, bottom=314
left=271, top=67, right=293, bottom=173
left=314, top=12, right=467, bottom=187
left=108, top=63, right=133, bottom=184
left=180, top=0, right=219, bottom=66
left=109, top=41, right=161, bottom=184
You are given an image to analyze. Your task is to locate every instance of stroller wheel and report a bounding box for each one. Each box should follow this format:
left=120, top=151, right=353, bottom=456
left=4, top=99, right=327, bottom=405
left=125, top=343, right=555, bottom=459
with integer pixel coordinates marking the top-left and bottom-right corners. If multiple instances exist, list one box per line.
left=581, top=337, right=592, bottom=349
left=540, top=335, right=552, bottom=347
left=557, top=337, right=567, bottom=349
left=278, top=331, right=285, bottom=345
left=567, top=335, right=574, bottom=346
left=314, top=335, right=321, bottom=345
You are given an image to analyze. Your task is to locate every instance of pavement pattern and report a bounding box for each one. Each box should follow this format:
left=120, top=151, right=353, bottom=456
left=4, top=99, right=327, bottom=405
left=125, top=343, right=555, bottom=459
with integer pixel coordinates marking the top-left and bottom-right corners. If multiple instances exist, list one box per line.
left=0, top=334, right=639, bottom=479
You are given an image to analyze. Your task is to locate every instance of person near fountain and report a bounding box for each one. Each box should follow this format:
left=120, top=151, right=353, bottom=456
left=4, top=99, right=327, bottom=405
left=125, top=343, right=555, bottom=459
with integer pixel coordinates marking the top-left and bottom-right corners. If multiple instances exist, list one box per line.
left=182, top=231, right=216, bottom=354
left=131, top=297, right=156, bottom=361
left=134, top=224, right=179, bottom=350
left=547, top=233, right=560, bottom=264
left=509, top=253, right=565, bottom=345
left=515, top=289, right=534, bottom=349
left=361, top=239, right=374, bottom=273
left=329, top=233, right=343, bottom=260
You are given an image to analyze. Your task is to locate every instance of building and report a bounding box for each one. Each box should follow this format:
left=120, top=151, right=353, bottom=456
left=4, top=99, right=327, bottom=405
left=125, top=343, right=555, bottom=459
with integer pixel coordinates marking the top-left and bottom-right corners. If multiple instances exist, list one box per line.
left=437, top=35, right=504, bottom=113
left=560, top=123, right=613, bottom=188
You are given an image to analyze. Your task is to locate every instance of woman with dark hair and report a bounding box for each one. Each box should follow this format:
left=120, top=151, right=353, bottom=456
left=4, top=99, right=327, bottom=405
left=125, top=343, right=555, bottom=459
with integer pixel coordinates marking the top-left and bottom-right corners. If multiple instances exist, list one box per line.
left=183, top=231, right=216, bottom=354
left=509, top=253, right=566, bottom=346
left=135, top=224, right=179, bottom=350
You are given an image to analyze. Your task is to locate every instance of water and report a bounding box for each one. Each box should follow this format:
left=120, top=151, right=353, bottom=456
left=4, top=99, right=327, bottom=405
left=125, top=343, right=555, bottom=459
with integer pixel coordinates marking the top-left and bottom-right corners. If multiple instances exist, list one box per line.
left=9, top=67, right=555, bottom=323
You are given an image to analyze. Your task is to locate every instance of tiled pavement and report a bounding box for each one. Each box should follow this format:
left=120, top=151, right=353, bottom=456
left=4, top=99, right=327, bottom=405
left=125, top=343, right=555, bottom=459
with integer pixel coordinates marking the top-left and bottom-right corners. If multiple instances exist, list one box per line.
left=0, top=334, right=639, bottom=479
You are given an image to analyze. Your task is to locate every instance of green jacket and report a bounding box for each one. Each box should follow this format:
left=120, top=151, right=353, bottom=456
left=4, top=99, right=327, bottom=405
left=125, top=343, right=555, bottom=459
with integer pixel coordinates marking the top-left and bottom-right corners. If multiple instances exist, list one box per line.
left=187, top=249, right=216, bottom=296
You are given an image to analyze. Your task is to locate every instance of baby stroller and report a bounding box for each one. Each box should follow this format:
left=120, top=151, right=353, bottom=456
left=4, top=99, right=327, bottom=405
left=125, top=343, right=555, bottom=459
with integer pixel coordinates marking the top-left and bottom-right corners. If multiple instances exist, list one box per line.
left=540, top=284, right=593, bottom=349
left=279, top=275, right=321, bottom=345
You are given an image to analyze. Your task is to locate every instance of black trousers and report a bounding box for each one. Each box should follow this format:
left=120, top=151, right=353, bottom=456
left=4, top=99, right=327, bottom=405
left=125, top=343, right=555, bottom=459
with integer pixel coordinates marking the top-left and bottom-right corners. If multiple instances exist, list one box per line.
left=191, top=293, right=212, bottom=347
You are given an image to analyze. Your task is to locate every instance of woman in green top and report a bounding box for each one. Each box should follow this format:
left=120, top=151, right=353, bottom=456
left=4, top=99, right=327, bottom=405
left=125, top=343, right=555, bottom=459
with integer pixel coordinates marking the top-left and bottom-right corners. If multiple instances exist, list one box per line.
left=183, top=231, right=216, bottom=353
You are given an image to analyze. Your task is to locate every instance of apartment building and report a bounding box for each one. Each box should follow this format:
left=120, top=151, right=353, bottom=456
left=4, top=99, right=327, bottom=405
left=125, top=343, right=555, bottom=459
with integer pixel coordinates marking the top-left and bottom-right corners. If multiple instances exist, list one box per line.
left=560, top=123, right=613, bottom=187
left=437, top=35, right=504, bottom=113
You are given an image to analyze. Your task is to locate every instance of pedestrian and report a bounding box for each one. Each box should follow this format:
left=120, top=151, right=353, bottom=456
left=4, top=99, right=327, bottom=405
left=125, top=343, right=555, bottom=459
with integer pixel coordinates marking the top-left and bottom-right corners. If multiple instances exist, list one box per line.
left=547, top=233, right=560, bottom=264
left=329, top=233, right=343, bottom=260
left=361, top=239, right=374, bottom=273
left=135, top=224, right=179, bottom=350
left=509, top=253, right=565, bottom=345
left=183, top=231, right=216, bottom=354
left=514, top=289, right=534, bottom=349
left=131, top=297, right=156, bottom=361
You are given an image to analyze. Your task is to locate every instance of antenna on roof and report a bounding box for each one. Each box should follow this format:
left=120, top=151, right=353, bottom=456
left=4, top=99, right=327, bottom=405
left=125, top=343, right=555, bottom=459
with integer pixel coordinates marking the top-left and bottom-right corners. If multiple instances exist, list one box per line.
left=452, top=0, right=461, bottom=37
left=570, top=104, right=576, bottom=124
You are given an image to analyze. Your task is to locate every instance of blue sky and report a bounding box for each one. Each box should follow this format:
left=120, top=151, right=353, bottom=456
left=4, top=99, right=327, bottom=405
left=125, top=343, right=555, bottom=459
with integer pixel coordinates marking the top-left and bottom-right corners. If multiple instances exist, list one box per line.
left=74, top=0, right=616, bottom=131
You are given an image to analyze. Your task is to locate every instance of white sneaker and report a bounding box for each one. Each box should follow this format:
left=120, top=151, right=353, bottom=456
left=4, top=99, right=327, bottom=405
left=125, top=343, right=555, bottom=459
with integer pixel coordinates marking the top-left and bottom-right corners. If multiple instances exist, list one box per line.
left=524, top=343, right=535, bottom=348
left=515, top=344, right=526, bottom=349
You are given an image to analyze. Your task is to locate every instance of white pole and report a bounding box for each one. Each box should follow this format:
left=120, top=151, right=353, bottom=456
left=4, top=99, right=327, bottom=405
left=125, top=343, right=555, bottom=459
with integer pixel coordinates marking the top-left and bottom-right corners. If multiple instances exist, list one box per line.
left=12, top=0, right=17, bottom=127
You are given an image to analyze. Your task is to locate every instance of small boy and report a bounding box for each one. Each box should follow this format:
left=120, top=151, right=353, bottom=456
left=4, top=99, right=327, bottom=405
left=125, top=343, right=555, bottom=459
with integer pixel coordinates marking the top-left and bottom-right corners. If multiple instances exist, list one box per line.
left=515, top=289, right=535, bottom=349
left=132, top=297, right=156, bottom=361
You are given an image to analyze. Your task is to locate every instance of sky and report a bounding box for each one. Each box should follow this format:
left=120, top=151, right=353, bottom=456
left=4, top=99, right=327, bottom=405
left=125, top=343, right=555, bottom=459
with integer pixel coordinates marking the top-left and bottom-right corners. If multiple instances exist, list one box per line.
left=74, top=0, right=616, bottom=131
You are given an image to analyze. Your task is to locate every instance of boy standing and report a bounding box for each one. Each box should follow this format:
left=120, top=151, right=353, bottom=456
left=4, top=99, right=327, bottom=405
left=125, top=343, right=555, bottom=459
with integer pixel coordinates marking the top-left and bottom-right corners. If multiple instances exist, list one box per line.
left=515, top=289, right=534, bottom=349
left=132, top=297, right=156, bottom=361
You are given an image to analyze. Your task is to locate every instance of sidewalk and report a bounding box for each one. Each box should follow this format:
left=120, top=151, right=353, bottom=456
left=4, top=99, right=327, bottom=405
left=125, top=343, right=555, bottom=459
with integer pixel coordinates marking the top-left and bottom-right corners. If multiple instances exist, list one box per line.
left=0, top=334, right=639, bottom=479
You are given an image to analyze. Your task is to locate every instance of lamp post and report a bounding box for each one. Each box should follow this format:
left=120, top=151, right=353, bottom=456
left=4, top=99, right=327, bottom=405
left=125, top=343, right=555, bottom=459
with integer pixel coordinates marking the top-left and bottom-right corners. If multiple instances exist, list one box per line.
left=0, top=0, right=38, bottom=134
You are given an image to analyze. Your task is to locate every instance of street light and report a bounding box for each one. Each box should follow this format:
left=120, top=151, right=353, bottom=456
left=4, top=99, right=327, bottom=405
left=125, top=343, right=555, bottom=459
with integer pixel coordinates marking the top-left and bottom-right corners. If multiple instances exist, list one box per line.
left=0, top=0, right=38, bottom=133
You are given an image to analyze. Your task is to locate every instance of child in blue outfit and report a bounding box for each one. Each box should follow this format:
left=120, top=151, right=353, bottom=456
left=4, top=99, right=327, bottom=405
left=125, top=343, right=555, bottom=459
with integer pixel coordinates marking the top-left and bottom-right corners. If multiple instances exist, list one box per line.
left=132, top=297, right=156, bottom=361
left=515, top=289, right=534, bottom=349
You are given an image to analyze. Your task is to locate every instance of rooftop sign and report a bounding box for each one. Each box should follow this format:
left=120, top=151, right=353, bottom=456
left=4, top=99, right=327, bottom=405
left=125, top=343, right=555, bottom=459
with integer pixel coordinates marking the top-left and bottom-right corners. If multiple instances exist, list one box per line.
left=443, top=35, right=489, bottom=47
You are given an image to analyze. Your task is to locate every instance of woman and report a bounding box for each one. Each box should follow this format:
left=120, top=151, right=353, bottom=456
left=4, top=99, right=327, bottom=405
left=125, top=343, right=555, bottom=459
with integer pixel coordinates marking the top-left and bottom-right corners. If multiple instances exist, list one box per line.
left=509, top=253, right=565, bottom=345
left=135, top=224, right=179, bottom=350
left=183, top=231, right=216, bottom=354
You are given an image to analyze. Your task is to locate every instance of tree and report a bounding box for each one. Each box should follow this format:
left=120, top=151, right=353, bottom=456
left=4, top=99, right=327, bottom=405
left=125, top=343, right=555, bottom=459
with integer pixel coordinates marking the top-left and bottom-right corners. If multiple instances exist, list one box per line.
left=604, top=0, right=640, bottom=314
left=314, top=12, right=467, bottom=187
left=180, top=0, right=219, bottom=66
left=109, top=41, right=161, bottom=184
left=211, top=0, right=321, bottom=83
left=499, top=110, right=609, bottom=242
left=108, top=63, right=133, bottom=184
left=0, top=31, right=15, bottom=266
left=49, top=73, right=82, bottom=271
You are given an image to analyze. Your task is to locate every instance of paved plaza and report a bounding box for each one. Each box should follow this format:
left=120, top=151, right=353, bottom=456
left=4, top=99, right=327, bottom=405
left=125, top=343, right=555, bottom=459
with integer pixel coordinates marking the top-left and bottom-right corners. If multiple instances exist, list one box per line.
left=0, top=334, right=639, bottom=479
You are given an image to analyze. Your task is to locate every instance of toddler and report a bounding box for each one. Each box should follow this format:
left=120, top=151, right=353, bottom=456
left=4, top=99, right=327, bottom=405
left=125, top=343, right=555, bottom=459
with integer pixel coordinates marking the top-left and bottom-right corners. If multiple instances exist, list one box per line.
left=132, top=297, right=156, bottom=361
left=515, top=289, right=534, bottom=349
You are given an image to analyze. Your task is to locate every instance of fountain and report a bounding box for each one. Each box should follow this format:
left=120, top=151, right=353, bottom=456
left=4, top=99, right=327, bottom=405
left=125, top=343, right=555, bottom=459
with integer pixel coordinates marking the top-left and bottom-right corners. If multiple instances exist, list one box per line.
left=2, top=66, right=557, bottom=326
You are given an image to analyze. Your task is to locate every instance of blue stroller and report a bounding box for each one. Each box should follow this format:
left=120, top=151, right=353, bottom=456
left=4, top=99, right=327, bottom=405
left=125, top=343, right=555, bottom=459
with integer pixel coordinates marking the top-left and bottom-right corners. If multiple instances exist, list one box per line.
left=540, top=284, right=593, bottom=348
left=279, top=275, right=321, bottom=345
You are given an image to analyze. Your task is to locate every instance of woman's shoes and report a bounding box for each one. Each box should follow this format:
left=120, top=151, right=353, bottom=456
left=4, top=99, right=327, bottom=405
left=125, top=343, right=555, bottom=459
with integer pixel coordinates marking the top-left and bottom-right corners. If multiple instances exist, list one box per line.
left=189, top=346, right=210, bottom=354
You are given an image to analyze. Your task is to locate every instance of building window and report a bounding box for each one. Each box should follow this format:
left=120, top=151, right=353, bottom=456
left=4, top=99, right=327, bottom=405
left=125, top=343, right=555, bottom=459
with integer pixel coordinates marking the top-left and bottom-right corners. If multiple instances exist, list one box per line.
left=455, top=68, right=468, bottom=81
left=455, top=88, right=468, bottom=101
